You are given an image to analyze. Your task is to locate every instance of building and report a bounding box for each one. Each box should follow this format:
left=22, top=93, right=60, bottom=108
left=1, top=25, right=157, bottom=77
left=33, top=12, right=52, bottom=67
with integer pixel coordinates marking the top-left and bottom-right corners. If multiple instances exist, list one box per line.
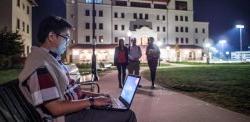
left=66, top=0, right=209, bottom=63
left=231, top=51, right=250, bottom=61
left=0, top=0, right=37, bottom=57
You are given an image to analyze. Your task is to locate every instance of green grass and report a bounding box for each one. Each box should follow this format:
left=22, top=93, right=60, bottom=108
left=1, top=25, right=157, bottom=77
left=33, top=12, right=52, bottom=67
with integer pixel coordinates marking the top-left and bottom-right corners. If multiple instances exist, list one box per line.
left=0, top=69, right=21, bottom=84
left=142, top=64, right=250, bottom=115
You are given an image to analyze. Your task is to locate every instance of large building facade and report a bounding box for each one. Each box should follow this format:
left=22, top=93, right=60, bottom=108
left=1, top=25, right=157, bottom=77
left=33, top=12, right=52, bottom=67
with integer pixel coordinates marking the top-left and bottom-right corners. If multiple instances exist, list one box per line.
left=66, top=0, right=209, bottom=63
left=0, top=0, right=37, bottom=57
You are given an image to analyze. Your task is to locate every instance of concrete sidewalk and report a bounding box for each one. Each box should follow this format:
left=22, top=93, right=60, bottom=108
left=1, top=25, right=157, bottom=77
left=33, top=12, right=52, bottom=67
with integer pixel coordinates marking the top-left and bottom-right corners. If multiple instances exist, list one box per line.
left=98, top=71, right=250, bottom=122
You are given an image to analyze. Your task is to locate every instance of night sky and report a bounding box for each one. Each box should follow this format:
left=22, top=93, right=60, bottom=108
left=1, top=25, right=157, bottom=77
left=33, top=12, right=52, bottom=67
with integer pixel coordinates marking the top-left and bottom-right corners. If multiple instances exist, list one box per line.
left=194, top=0, right=250, bottom=51
left=33, top=0, right=250, bottom=51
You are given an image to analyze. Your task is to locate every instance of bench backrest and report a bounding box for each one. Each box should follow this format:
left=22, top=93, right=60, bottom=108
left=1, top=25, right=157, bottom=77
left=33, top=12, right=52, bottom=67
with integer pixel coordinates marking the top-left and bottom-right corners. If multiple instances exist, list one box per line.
left=0, top=79, right=42, bottom=122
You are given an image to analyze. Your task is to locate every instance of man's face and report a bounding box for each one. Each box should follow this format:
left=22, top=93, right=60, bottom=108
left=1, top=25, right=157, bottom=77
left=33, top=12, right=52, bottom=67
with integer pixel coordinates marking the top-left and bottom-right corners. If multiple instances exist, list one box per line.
left=132, top=39, right=136, bottom=46
left=50, top=29, right=71, bottom=48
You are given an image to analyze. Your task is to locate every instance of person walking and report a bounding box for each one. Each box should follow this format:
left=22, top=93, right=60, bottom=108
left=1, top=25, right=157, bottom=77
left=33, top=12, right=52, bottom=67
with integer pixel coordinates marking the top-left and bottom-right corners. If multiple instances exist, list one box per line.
left=127, top=38, right=142, bottom=87
left=146, top=37, right=160, bottom=89
left=114, top=39, right=129, bottom=88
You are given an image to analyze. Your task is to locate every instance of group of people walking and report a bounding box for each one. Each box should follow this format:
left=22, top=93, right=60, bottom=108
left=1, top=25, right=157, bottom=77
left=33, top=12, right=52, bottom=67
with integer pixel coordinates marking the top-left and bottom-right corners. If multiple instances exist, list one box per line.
left=114, top=37, right=160, bottom=89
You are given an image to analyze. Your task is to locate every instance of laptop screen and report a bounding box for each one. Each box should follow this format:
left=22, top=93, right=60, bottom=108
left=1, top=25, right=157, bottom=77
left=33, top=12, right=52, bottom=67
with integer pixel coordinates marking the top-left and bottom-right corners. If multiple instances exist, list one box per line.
left=120, top=75, right=140, bottom=104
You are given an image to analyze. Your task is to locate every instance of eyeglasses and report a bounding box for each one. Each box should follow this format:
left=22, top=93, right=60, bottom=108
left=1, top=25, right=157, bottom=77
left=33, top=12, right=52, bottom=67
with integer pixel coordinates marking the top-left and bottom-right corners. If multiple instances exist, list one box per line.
left=56, top=33, right=72, bottom=45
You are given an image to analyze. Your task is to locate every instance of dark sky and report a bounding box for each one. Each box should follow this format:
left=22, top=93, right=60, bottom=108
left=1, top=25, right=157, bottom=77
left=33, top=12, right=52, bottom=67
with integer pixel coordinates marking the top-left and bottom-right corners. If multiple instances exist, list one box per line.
left=194, top=0, right=250, bottom=51
left=33, top=0, right=250, bottom=51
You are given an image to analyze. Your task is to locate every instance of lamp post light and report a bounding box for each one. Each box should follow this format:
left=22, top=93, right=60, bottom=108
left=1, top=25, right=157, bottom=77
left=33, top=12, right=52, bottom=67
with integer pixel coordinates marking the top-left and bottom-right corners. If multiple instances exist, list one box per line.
left=219, top=40, right=227, bottom=60
left=204, top=43, right=211, bottom=64
left=127, top=30, right=132, bottom=50
left=236, top=24, right=245, bottom=61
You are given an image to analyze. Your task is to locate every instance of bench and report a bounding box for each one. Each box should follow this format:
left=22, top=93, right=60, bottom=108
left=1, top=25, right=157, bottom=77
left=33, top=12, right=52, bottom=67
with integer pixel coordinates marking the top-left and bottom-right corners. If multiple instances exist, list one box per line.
left=66, top=64, right=100, bottom=93
left=0, top=79, right=42, bottom=121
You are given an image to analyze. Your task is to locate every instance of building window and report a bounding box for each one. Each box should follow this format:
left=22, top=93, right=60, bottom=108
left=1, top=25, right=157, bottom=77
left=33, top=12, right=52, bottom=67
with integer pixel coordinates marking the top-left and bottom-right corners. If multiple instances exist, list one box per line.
left=22, top=22, right=25, bottom=32
left=175, top=16, right=178, bottom=21
left=115, top=37, right=118, bottom=43
left=175, top=1, right=188, bottom=11
left=99, top=23, right=103, bottom=30
left=114, top=25, right=118, bottom=30
left=185, top=16, right=188, bottom=21
left=134, top=25, right=137, bottom=30
left=202, top=28, right=206, bottom=33
left=85, top=10, right=90, bottom=16
left=121, top=25, right=125, bottom=30
left=181, top=38, right=184, bottom=43
left=99, top=10, right=103, bottom=17
left=180, top=16, right=183, bottom=21
left=145, top=14, right=148, bottom=20
left=121, top=13, right=125, bottom=18
left=27, top=25, right=29, bottom=34
left=185, top=27, right=188, bottom=33
left=163, top=27, right=166, bottom=32
left=195, top=28, right=198, bottom=33
left=139, top=13, right=143, bottom=19
left=133, top=13, right=137, bottom=19
left=185, top=38, right=189, bottom=43
left=180, top=27, right=183, bottom=32
left=176, top=38, right=179, bottom=44
left=99, top=36, right=103, bottom=42
left=175, top=26, right=179, bottom=32
left=157, top=26, right=160, bottom=32
left=85, top=23, right=90, bottom=29
left=27, top=6, right=30, bottom=14
left=22, top=4, right=25, bottom=10
left=17, top=0, right=20, bottom=7
left=195, top=39, right=198, bottom=44
left=157, top=15, right=160, bottom=20
left=131, top=2, right=151, bottom=8
left=114, top=12, right=118, bottom=18
left=17, top=19, right=20, bottom=29
left=162, top=15, right=165, bottom=21
left=154, top=4, right=167, bottom=9
left=86, top=36, right=90, bottom=42
left=115, top=1, right=127, bottom=6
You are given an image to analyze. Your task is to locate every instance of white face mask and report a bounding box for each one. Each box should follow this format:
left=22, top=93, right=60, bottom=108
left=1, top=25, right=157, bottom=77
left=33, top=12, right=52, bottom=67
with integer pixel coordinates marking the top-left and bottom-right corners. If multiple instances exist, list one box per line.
left=51, top=38, right=67, bottom=55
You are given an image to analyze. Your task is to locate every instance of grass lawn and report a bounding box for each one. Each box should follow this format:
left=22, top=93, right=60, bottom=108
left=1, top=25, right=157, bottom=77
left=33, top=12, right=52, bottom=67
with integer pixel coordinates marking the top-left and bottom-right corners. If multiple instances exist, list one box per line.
left=0, top=69, right=21, bottom=84
left=142, top=64, right=250, bottom=115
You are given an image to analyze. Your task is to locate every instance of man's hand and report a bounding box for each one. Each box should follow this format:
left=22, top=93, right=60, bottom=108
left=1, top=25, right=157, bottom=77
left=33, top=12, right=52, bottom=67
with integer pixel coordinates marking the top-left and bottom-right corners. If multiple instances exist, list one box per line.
left=93, top=96, right=112, bottom=107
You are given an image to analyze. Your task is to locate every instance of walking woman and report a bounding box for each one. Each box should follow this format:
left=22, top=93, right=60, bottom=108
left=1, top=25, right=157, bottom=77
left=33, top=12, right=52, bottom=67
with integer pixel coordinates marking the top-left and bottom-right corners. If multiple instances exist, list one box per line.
left=114, top=39, right=129, bottom=88
left=146, top=37, right=160, bottom=89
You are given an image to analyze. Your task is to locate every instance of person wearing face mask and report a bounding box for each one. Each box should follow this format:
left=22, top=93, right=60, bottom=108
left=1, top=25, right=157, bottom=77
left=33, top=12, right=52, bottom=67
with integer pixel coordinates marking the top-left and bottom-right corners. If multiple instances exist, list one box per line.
left=18, top=16, right=137, bottom=122
left=146, top=37, right=160, bottom=89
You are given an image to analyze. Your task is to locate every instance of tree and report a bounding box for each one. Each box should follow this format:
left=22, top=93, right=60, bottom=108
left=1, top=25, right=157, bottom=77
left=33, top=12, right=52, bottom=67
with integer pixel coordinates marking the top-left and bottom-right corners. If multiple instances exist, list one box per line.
left=0, top=29, right=24, bottom=68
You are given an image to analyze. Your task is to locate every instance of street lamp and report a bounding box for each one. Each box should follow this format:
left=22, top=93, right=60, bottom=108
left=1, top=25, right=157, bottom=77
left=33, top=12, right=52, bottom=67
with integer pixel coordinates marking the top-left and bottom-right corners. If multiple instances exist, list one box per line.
left=219, top=40, right=227, bottom=60
left=204, top=43, right=211, bottom=64
left=127, top=30, right=132, bottom=50
left=236, top=24, right=245, bottom=61
left=91, top=0, right=98, bottom=81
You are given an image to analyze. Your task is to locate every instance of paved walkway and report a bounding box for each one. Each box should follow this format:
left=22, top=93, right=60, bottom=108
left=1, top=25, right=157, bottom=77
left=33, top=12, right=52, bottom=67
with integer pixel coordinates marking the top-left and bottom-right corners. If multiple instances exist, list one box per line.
left=97, top=70, right=250, bottom=122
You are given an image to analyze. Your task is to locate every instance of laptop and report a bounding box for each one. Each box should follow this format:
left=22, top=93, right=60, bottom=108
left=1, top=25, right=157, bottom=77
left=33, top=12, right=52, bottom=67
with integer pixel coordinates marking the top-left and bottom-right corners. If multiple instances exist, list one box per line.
left=92, top=75, right=141, bottom=111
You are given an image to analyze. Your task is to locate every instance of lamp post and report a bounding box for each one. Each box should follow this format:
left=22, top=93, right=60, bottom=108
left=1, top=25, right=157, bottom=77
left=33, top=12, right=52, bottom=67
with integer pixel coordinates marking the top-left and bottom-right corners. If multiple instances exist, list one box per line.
left=92, top=0, right=98, bottom=81
left=219, top=40, right=227, bottom=60
left=204, top=43, right=211, bottom=64
left=236, top=24, right=245, bottom=61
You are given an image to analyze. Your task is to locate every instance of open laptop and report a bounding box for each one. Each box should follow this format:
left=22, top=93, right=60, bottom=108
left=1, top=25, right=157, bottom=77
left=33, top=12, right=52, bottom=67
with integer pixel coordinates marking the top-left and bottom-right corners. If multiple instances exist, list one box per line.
left=92, top=75, right=141, bottom=111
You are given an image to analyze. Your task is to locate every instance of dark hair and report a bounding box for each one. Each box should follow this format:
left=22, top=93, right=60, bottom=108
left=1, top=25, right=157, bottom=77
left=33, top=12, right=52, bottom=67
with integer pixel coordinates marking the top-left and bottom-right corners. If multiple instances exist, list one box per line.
left=37, top=16, right=72, bottom=44
left=148, top=37, right=154, bottom=42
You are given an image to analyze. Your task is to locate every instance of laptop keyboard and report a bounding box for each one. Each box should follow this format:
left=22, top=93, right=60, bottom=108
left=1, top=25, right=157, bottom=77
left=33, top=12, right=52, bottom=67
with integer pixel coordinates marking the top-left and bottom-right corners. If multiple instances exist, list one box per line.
left=111, top=98, right=124, bottom=108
